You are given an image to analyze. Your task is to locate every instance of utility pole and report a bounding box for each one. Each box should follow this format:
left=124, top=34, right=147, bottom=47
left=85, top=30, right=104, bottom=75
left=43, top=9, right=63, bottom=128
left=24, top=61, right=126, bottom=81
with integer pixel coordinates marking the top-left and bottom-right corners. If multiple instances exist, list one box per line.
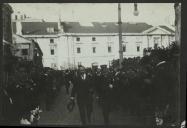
left=174, top=3, right=181, bottom=124
left=174, top=3, right=181, bottom=47
left=118, top=3, right=123, bottom=69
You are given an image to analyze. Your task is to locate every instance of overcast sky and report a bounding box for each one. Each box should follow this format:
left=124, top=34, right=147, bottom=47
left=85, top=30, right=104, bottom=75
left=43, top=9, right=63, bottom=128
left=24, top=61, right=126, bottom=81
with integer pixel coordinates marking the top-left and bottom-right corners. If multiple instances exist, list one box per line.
left=9, top=3, right=175, bottom=26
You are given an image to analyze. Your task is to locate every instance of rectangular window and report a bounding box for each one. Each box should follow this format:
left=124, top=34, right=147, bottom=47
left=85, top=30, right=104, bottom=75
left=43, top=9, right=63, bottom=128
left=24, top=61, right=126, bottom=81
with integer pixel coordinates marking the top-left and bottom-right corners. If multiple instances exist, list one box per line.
left=93, top=47, right=96, bottom=53
left=77, top=47, right=81, bottom=53
left=137, top=46, right=140, bottom=52
left=76, top=37, right=80, bottom=41
left=50, top=39, right=54, bottom=43
left=22, top=49, right=28, bottom=55
left=92, top=37, right=96, bottom=41
left=123, top=45, right=126, bottom=52
left=51, top=49, right=54, bottom=55
left=153, top=37, right=159, bottom=49
left=47, top=27, right=54, bottom=33
left=15, top=15, right=17, bottom=20
left=136, top=42, right=141, bottom=52
left=154, top=37, right=159, bottom=44
left=154, top=43, right=158, bottom=49
left=108, top=46, right=112, bottom=53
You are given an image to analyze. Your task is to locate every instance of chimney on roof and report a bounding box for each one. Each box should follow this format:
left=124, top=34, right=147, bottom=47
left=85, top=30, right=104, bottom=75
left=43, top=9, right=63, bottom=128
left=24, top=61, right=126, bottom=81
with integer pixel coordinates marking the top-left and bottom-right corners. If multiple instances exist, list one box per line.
left=58, top=15, right=64, bottom=33
left=14, top=11, right=27, bottom=21
left=15, top=20, right=22, bottom=35
left=14, top=11, right=24, bottom=35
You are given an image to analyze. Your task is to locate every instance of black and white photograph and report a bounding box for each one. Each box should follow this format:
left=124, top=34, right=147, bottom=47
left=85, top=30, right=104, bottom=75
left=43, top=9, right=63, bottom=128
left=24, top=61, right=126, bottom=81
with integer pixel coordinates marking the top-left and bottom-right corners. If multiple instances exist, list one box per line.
left=0, top=2, right=185, bottom=127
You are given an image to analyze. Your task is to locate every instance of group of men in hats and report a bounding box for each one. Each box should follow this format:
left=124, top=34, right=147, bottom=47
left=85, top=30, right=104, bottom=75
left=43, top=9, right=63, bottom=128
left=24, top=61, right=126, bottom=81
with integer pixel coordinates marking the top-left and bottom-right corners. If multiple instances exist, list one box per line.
left=63, top=61, right=177, bottom=126
left=65, top=65, right=129, bottom=125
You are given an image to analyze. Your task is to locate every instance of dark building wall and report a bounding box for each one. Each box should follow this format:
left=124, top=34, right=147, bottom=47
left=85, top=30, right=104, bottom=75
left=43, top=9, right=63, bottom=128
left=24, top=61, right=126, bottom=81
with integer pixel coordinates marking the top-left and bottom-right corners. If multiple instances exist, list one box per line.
left=0, top=4, right=3, bottom=123
left=2, top=4, right=13, bottom=43
left=0, top=3, right=13, bottom=122
left=1, top=3, right=13, bottom=87
left=32, top=41, right=43, bottom=67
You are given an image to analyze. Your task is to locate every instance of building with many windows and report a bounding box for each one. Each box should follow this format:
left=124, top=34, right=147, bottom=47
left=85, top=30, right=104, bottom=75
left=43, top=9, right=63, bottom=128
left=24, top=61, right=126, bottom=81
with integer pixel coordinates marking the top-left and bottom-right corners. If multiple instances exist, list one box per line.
left=57, top=22, right=175, bottom=69
left=12, top=14, right=175, bottom=69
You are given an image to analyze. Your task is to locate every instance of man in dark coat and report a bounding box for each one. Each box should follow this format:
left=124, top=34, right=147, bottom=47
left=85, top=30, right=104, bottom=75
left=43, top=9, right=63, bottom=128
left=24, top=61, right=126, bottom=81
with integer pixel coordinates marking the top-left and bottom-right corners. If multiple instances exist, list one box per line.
left=45, top=71, right=53, bottom=111
left=64, top=70, right=71, bottom=95
left=70, top=68, right=93, bottom=125
left=96, top=69, right=114, bottom=125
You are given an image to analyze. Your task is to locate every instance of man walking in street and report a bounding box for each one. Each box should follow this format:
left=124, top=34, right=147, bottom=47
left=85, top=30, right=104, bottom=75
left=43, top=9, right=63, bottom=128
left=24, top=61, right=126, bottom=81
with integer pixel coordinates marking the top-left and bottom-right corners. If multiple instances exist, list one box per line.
left=64, top=70, right=71, bottom=95
left=95, top=67, right=114, bottom=125
left=69, top=68, right=94, bottom=125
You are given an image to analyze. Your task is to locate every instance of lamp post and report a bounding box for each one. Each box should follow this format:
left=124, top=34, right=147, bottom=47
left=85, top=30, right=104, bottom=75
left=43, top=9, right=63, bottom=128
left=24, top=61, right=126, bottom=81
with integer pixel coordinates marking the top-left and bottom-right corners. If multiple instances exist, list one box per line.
left=118, top=3, right=123, bottom=69
left=133, top=3, right=139, bottom=16
left=118, top=3, right=139, bottom=69
left=174, top=3, right=181, bottom=124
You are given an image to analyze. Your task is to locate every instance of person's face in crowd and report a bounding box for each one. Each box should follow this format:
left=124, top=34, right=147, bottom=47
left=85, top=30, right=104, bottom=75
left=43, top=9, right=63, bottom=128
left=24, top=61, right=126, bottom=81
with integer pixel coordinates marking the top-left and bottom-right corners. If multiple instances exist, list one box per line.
left=96, top=68, right=100, bottom=73
left=96, top=69, right=101, bottom=76
left=103, top=70, right=108, bottom=77
left=80, top=69, right=85, bottom=75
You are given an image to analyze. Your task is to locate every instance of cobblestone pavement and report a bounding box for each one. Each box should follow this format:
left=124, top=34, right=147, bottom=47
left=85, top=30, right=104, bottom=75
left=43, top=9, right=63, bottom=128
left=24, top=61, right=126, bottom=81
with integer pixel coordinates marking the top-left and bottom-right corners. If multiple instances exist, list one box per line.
left=38, top=85, right=154, bottom=126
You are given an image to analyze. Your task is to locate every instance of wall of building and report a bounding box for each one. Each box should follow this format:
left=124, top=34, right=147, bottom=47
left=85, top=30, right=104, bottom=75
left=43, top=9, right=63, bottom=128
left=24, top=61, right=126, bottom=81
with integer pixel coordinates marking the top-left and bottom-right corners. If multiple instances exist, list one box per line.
left=57, top=35, right=119, bottom=68
left=2, top=4, right=13, bottom=44
left=22, top=27, right=175, bottom=70
left=145, top=28, right=175, bottom=48
left=73, top=35, right=117, bottom=67
left=122, top=35, right=146, bottom=58
left=27, top=36, right=59, bottom=68
left=1, top=3, right=13, bottom=122
left=55, top=31, right=175, bottom=69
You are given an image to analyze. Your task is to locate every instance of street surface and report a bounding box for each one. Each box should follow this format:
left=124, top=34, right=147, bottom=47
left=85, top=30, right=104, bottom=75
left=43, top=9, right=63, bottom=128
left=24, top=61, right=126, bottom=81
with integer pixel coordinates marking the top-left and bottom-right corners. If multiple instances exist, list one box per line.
left=38, top=85, right=154, bottom=126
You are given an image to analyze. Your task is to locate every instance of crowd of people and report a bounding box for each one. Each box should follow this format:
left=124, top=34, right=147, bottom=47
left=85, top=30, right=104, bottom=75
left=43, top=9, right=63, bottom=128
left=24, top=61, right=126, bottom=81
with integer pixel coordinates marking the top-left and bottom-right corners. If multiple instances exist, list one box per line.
left=64, top=61, right=177, bottom=126
left=1, top=43, right=179, bottom=126
left=1, top=61, right=64, bottom=125
left=64, top=43, right=179, bottom=126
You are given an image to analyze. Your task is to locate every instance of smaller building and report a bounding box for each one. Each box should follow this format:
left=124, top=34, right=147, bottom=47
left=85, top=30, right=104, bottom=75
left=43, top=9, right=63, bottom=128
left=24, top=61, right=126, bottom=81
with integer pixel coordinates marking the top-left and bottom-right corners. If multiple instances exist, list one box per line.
left=12, top=34, right=43, bottom=67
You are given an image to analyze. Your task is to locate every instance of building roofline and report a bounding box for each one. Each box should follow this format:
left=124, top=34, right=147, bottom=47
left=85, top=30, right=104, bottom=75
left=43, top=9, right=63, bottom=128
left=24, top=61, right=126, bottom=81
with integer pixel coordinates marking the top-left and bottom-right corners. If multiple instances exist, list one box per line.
left=21, top=32, right=175, bottom=38
left=59, top=32, right=174, bottom=36
left=142, top=26, right=175, bottom=34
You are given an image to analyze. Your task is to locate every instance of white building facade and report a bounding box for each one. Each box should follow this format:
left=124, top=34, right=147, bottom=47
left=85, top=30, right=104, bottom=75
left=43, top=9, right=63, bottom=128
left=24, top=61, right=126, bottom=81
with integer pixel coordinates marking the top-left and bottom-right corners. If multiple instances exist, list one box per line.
left=12, top=15, right=175, bottom=69
left=24, top=35, right=60, bottom=69
left=57, top=32, right=174, bottom=69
